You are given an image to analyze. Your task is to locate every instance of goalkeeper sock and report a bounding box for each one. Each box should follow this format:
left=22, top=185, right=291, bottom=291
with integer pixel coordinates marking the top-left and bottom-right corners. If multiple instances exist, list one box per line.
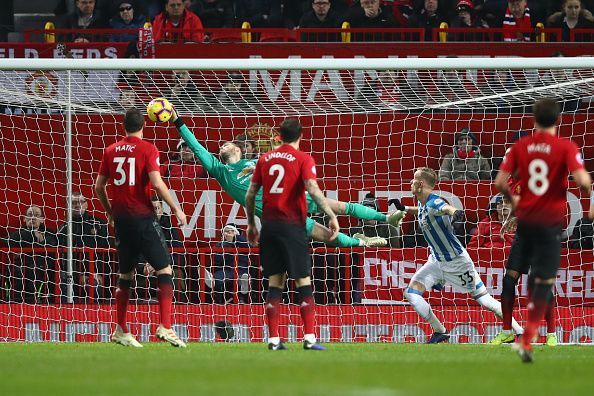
left=545, top=291, right=556, bottom=334
left=330, top=232, right=364, bottom=247
left=345, top=202, right=387, bottom=222
left=297, top=285, right=315, bottom=338
left=157, top=274, right=174, bottom=329
left=266, top=287, right=282, bottom=340
left=405, top=288, right=446, bottom=333
left=115, top=278, right=132, bottom=333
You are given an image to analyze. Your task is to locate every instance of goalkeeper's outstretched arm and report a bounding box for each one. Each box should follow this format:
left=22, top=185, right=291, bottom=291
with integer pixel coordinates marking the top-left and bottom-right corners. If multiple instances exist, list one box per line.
left=170, top=111, right=224, bottom=179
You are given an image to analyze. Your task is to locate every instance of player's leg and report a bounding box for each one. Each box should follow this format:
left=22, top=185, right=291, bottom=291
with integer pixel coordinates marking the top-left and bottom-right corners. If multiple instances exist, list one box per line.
left=112, top=219, right=142, bottom=347
left=519, top=225, right=561, bottom=361
left=260, top=221, right=289, bottom=350
left=141, top=218, right=186, bottom=347
left=308, top=219, right=387, bottom=247
left=310, top=196, right=406, bottom=227
left=404, top=259, right=448, bottom=343
left=544, top=290, right=558, bottom=346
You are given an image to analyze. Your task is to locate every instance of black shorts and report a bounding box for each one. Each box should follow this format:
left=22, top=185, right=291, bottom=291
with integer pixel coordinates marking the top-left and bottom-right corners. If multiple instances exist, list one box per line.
left=515, top=222, right=562, bottom=279
left=114, top=216, right=171, bottom=274
left=506, top=233, right=531, bottom=275
left=259, top=220, right=311, bottom=279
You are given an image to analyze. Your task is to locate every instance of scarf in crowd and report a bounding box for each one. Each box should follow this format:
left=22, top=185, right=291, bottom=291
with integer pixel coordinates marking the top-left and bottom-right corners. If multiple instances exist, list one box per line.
left=503, top=6, right=531, bottom=42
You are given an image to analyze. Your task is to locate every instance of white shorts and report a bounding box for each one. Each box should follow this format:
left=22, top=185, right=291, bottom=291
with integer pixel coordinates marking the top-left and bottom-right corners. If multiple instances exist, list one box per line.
left=410, top=251, right=485, bottom=294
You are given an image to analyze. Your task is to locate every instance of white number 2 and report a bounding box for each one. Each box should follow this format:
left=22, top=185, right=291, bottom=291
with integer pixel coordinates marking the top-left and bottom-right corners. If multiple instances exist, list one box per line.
left=269, top=164, right=285, bottom=194
left=528, top=159, right=549, bottom=196
left=113, top=157, right=136, bottom=186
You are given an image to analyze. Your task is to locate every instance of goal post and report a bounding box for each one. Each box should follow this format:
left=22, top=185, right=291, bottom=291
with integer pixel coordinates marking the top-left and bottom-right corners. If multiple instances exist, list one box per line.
left=0, top=56, right=594, bottom=343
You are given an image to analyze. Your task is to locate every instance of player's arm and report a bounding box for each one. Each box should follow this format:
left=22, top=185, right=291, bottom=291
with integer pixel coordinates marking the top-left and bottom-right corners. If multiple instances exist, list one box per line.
left=245, top=181, right=261, bottom=245
left=149, top=171, right=187, bottom=226
left=572, top=168, right=594, bottom=219
left=170, top=111, right=224, bottom=178
left=494, top=170, right=513, bottom=203
left=304, top=179, right=339, bottom=240
left=94, top=174, right=113, bottom=226
left=388, top=198, right=418, bottom=216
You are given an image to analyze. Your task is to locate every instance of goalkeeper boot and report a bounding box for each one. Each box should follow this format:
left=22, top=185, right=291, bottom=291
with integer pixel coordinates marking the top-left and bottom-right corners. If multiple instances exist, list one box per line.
left=512, top=342, right=533, bottom=363
left=353, top=233, right=388, bottom=247
left=156, top=324, right=187, bottom=348
left=546, top=333, right=558, bottom=346
left=387, top=210, right=406, bottom=228
left=112, top=328, right=143, bottom=348
left=304, top=340, right=326, bottom=351
left=268, top=340, right=287, bottom=351
left=427, top=331, right=450, bottom=344
left=489, top=330, right=516, bottom=345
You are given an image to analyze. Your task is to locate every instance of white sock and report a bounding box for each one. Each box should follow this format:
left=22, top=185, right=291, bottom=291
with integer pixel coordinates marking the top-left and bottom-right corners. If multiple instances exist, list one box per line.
left=475, top=293, right=524, bottom=335
left=304, top=333, right=316, bottom=344
left=405, top=289, right=446, bottom=333
left=268, top=336, right=280, bottom=345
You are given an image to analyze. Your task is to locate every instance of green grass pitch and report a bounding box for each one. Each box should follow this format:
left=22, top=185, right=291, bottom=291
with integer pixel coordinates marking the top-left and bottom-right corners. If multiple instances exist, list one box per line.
left=1, top=343, right=592, bottom=396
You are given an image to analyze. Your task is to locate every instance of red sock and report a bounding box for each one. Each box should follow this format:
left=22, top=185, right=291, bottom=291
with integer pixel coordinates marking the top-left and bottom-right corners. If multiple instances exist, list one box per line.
left=300, top=295, right=316, bottom=335
left=115, top=283, right=130, bottom=333
left=522, top=284, right=551, bottom=349
left=157, top=274, right=173, bottom=329
left=266, top=287, right=282, bottom=338
left=501, top=294, right=515, bottom=331
left=545, top=299, right=556, bottom=334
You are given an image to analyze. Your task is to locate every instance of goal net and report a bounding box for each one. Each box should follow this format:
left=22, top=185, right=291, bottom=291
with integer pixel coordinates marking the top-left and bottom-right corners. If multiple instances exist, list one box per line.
left=1, top=57, right=593, bottom=344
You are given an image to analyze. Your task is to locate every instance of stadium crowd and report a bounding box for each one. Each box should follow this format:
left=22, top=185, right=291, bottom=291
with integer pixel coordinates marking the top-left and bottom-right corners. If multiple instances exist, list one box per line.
left=3, top=0, right=594, bottom=43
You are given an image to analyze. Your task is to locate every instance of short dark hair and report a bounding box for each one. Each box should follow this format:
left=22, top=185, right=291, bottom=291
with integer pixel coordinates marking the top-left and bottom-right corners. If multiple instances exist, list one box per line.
left=124, top=108, right=145, bottom=133
left=533, top=98, right=560, bottom=128
left=279, top=118, right=302, bottom=143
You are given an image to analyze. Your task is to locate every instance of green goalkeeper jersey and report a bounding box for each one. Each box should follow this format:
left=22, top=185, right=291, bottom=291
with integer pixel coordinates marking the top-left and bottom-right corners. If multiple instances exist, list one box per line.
left=177, top=122, right=263, bottom=215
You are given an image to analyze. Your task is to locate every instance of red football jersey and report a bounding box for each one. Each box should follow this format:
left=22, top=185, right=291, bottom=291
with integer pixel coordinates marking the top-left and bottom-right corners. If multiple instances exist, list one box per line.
left=500, top=132, right=584, bottom=226
left=252, top=144, right=317, bottom=226
left=98, top=135, right=160, bottom=218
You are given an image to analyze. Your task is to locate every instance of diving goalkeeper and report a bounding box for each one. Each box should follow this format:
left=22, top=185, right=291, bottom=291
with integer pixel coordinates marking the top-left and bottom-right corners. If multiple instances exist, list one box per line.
left=169, top=111, right=405, bottom=247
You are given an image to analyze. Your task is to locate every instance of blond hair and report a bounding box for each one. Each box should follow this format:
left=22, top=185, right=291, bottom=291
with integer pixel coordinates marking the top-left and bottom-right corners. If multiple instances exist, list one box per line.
left=416, top=167, right=438, bottom=187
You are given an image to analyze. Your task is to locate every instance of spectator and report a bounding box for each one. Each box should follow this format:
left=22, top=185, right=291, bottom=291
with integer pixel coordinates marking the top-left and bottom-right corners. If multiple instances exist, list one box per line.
left=61, top=0, right=109, bottom=42
left=502, top=0, right=533, bottom=42
left=165, top=69, right=211, bottom=112
left=474, top=0, right=508, bottom=27
left=547, top=0, right=594, bottom=42
left=345, top=0, right=401, bottom=28
left=109, top=1, right=146, bottom=42
left=234, top=0, right=285, bottom=28
left=205, top=223, right=251, bottom=303
left=234, top=133, right=259, bottom=160
left=190, top=0, right=234, bottom=28
left=408, top=0, right=445, bottom=41
left=449, top=0, right=489, bottom=40
left=161, top=138, right=206, bottom=178
left=213, top=72, right=259, bottom=112
left=468, top=195, right=516, bottom=248
left=439, top=128, right=492, bottom=181
left=152, top=0, right=204, bottom=43
left=57, top=192, right=110, bottom=301
left=3, top=205, right=59, bottom=303
left=568, top=216, right=594, bottom=248
left=299, top=0, right=341, bottom=40
left=351, top=194, right=401, bottom=247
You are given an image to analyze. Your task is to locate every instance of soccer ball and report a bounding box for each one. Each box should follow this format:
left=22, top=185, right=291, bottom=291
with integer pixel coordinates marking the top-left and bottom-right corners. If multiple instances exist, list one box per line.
left=147, top=98, right=173, bottom=123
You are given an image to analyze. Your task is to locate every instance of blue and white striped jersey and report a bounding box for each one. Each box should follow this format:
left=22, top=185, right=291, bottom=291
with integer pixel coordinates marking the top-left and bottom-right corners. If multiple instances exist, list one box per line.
left=417, top=193, right=465, bottom=262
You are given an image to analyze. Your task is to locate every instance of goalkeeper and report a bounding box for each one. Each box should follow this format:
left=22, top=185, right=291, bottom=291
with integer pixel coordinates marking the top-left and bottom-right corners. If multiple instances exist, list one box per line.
left=170, top=111, right=405, bottom=247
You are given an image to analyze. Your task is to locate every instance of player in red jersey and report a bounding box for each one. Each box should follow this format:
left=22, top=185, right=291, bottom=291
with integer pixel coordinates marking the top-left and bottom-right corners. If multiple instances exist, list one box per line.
left=95, top=108, right=188, bottom=348
left=495, top=98, right=594, bottom=362
left=245, top=118, right=339, bottom=351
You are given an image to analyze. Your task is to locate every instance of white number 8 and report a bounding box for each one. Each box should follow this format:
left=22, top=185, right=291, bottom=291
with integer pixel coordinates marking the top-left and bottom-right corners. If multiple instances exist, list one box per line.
left=528, top=159, right=549, bottom=196
left=269, top=164, right=285, bottom=194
